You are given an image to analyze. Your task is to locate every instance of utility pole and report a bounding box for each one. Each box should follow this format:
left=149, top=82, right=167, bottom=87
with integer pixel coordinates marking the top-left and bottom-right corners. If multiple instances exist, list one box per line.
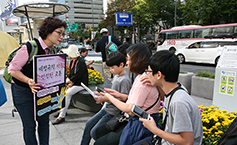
left=174, top=0, right=177, bottom=26
left=92, top=0, right=94, bottom=30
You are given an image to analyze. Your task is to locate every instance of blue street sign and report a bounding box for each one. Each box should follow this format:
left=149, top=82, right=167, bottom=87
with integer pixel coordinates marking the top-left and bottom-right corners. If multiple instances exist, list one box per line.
left=115, top=13, right=133, bottom=26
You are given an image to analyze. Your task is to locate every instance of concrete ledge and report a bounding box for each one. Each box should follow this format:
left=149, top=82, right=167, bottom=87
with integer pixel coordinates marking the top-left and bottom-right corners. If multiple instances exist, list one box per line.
left=191, top=76, right=214, bottom=100
left=71, top=90, right=102, bottom=113
left=178, top=72, right=194, bottom=94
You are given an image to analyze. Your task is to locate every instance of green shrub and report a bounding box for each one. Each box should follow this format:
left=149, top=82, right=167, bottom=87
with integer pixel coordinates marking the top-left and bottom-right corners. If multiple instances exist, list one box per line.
left=195, top=70, right=215, bottom=79
left=94, top=61, right=102, bottom=64
left=180, top=71, right=187, bottom=74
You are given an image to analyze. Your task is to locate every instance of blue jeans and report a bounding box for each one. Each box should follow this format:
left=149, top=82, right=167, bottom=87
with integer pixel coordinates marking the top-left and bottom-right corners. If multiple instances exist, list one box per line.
left=11, top=83, right=49, bottom=145
left=80, top=109, right=114, bottom=145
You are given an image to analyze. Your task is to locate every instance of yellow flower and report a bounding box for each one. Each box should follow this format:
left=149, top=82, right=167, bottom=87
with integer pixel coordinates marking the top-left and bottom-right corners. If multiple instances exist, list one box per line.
left=214, top=117, right=219, bottom=122
left=87, top=68, right=104, bottom=85
left=215, top=122, right=221, bottom=126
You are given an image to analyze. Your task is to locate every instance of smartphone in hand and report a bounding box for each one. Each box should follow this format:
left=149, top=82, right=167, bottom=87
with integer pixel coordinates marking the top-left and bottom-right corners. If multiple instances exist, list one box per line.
left=131, top=104, right=150, bottom=120
left=95, top=86, right=106, bottom=93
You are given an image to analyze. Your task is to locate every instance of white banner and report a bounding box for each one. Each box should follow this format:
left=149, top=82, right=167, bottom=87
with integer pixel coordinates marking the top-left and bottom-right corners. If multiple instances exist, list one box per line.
left=0, top=0, right=16, bottom=21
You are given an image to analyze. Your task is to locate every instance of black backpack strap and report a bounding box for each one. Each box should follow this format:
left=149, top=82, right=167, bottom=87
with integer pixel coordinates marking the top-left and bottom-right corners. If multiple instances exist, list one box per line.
left=158, top=87, right=185, bottom=144
left=126, top=94, right=160, bottom=120
left=145, top=95, right=160, bottom=112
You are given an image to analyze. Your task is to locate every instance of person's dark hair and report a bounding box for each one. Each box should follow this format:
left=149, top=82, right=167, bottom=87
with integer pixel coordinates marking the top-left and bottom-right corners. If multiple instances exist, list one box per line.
left=149, top=50, right=180, bottom=82
left=126, top=43, right=152, bottom=74
left=106, top=51, right=126, bottom=67
left=80, top=48, right=88, bottom=53
left=117, top=42, right=130, bottom=57
left=38, top=17, right=67, bottom=40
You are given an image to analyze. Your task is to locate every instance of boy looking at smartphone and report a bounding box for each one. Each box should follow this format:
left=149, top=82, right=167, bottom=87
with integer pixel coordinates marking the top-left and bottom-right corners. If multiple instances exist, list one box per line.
left=139, top=50, right=203, bottom=145
left=81, top=51, right=131, bottom=145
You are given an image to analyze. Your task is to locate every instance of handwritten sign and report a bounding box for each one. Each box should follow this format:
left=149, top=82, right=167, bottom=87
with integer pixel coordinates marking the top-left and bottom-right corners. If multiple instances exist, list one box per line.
left=33, top=54, right=66, bottom=121
left=217, top=46, right=237, bottom=69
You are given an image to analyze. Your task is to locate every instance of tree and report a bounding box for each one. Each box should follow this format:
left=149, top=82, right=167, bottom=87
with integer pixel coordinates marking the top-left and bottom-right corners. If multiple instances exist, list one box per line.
left=69, top=22, right=83, bottom=41
left=180, top=0, right=237, bottom=25
left=130, top=0, right=151, bottom=41
left=143, top=0, right=183, bottom=29
left=101, top=0, right=184, bottom=41
left=100, top=0, right=134, bottom=41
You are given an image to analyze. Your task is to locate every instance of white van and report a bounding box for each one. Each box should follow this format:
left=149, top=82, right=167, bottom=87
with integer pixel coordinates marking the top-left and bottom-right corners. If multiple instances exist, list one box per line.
left=175, top=40, right=237, bottom=65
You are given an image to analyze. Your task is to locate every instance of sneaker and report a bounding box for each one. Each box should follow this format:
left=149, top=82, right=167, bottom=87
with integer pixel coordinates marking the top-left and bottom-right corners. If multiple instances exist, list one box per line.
left=53, top=112, right=67, bottom=118
left=52, top=118, right=65, bottom=125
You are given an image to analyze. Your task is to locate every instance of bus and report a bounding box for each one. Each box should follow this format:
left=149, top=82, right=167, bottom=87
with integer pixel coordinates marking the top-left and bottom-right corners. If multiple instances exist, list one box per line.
left=157, top=23, right=237, bottom=52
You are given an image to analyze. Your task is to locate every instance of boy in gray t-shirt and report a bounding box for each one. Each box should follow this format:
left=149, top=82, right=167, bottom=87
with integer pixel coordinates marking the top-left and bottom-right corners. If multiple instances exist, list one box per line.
left=139, top=50, right=203, bottom=145
left=80, top=51, right=131, bottom=145
left=104, top=73, right=131, bottom=115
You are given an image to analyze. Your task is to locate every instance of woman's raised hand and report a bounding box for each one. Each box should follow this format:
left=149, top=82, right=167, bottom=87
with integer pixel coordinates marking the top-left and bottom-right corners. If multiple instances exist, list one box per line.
left=140, top=75, right=152, bottom=86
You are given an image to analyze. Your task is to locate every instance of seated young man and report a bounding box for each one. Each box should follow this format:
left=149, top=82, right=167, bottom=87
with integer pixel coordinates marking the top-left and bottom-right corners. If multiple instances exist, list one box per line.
left=139, top=50, right=203, bottom=145
left=80, top=51, right=131, bottom=145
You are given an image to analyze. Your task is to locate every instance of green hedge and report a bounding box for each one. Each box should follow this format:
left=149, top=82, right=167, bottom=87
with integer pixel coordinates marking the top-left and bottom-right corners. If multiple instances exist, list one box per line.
left=195, top=70, right=215, bottom=79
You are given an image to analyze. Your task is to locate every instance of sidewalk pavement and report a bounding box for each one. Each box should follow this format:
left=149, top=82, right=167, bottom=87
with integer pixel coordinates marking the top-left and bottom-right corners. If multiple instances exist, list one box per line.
left=0, top=61, right=213, bottom=145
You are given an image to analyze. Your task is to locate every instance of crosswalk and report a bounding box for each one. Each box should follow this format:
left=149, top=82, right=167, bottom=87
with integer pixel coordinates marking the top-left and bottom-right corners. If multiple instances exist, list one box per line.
left=86, top=50, right=102, bottom=61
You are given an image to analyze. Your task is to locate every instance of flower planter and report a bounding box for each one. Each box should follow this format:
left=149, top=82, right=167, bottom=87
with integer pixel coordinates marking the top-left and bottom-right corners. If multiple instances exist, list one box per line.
left=191, top=76, right=214, bottom=100
left=178, top=72, right=194, bottom=94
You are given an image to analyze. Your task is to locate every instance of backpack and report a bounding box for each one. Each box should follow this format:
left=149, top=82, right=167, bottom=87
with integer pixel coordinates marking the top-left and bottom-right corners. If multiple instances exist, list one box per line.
left=3, top=40, right=38, bottom=83
left=105, top=36, right=118, bottom=54
left=217, top=117, right=237, bottom=145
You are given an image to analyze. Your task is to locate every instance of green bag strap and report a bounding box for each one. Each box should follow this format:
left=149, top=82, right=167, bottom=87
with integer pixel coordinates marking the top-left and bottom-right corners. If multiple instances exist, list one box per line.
left=53, top=46, right=57, bottom=54
left=28, top=40, right=38, bottom=62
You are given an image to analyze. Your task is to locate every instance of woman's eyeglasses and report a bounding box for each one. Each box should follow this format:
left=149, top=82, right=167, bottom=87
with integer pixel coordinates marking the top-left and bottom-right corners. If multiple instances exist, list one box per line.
left=144, top=69, right=153, bottom=74
left=54, top=31, right=65, bottom=37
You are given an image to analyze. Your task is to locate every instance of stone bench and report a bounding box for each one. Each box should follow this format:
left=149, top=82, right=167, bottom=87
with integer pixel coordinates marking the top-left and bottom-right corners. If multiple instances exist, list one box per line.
left=71, top=89, right=102, bottom=113
left=70, top=63, right=113, bottom=113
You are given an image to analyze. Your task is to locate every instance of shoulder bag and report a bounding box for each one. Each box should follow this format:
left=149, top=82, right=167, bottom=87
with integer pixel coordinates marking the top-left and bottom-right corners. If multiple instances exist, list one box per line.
left=105, top=95, right=160, bottom=132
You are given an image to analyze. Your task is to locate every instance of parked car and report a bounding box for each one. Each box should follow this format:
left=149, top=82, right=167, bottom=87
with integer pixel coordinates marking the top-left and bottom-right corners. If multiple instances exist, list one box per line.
left=76, top=43, right=85, bottom=51
left=175, top=39, right=237, bottom=65
left=85, top=44, right=93, bottom=51
left=60, top=42, right=69, bottom=48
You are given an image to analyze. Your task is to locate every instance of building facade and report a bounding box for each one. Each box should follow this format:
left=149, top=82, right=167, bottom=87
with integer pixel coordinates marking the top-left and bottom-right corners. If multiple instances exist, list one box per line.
left=56, top=0, right=104, bottom=29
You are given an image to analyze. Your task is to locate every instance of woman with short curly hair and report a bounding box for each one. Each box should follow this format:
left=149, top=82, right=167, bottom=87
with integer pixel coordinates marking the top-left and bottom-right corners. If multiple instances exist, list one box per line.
left=8, top=16, right=67, bottom=145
